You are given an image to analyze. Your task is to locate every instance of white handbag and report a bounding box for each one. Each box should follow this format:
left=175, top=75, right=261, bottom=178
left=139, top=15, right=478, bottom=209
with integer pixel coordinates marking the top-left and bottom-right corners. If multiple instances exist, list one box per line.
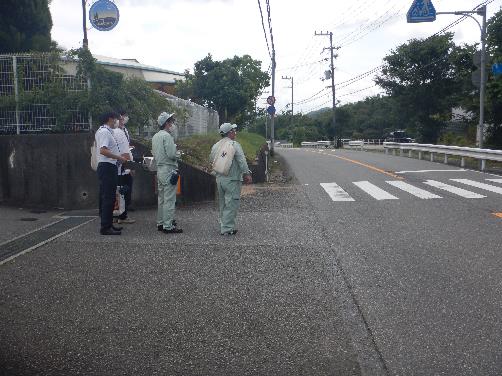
left=212, top=140, right=236, bottom=175
left=90, top=140, right=98, bottom=171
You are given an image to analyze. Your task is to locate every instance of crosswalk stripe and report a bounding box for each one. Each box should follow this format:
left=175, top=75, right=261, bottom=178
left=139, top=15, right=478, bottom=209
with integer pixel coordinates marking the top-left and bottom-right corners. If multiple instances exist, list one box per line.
left=320, top=183, right=355, bottom=201
left=386, top=181, right=442, bottom=199
left=451, top=179, right=502, bottom=195
left=486, top=178, right=502, bottom=184
left=423, top=180, right=486, bottom=199
left=353, top=181, right=398, bottom=200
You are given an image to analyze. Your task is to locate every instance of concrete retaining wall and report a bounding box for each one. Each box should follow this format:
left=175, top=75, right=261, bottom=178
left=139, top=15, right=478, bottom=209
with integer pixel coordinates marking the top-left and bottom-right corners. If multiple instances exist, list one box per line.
left=0, top=133, right=216, bottom=209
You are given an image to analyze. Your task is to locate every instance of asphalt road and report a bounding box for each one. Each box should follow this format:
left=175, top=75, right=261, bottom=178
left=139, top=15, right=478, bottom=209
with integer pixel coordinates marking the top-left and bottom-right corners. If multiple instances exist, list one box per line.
left=0, top=183, right=366, bottom=375
left=278, top=147, right=502, bottom=375
left=2, top=147, right=501, bottom=375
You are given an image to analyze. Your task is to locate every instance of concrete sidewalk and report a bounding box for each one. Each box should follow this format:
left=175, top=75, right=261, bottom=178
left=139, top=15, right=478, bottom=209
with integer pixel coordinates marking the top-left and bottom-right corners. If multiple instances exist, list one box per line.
left=0, top=186, right=369, bottom=375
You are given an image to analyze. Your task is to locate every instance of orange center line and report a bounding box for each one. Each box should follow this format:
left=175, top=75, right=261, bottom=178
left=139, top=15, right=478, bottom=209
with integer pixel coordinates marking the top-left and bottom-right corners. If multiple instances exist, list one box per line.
left=328, top=153, right=404, bottom=180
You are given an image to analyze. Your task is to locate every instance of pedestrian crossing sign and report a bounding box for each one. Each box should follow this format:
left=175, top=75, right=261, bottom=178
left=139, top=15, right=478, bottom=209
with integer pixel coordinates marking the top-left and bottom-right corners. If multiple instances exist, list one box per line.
left=407, top=0, right=436, bottom=23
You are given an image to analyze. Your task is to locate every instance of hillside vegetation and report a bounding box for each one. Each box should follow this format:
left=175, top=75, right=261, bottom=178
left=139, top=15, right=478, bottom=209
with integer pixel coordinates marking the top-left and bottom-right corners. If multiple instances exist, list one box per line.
left=177, top=131, right=266, bottom=171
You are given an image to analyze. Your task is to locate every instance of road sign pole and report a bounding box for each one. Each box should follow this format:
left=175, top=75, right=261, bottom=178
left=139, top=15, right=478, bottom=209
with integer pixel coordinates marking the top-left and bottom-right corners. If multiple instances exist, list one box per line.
left=270, top=50, right=276, bottom=156
left=409, top=1, right=488, bottom=148
left=82, top=0, right=88, bottom=48
left=478, top=5, right=487, bottom=149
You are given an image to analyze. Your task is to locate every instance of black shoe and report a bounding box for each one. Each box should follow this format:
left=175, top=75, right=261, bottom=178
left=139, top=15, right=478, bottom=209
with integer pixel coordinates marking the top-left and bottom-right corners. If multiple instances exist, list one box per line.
left=221, top=230, right=238, bottom=236
left=162, top=228, right=183, bottom=234
left=112, top=225, right=123, bottom=231
left=100, top=228, right=121, bottom=235
left=158, top=220, right=177, bottom=231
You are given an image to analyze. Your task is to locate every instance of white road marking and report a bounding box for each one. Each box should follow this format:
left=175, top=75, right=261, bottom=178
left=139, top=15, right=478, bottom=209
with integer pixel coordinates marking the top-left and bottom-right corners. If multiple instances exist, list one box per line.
left=353, top=181, right=398, bottom=200
left=451, top=179, right=502, bottom=195
left=320, top=182, right=355, bottom=202
left=423, top=180, right=486, bottom=199
left=486, top=178, right=502, bottom=184
left=394, top=169, right=466, bottom=174
left=386, top=181, right=442, bottom=199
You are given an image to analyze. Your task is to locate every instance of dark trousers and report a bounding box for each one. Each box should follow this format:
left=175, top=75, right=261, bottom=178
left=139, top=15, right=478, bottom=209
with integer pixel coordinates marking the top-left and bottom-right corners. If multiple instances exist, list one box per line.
left=97, top=162, right=118, bottom=230
left=118, top=173, right=133, bottom=219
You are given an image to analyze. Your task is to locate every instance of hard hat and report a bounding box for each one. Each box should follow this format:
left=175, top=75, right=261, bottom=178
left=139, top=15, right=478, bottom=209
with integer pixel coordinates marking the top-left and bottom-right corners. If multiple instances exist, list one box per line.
left=219, top=122, right=237, bottom=134
left=157, top=112, right=175, bottom=127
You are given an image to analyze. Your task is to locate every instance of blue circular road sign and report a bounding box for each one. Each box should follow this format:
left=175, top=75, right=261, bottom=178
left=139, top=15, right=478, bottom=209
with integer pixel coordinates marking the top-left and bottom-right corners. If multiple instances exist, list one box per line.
left=267, top=105, right=276, bottom=115
left=89, top=0, right=120, bottom=31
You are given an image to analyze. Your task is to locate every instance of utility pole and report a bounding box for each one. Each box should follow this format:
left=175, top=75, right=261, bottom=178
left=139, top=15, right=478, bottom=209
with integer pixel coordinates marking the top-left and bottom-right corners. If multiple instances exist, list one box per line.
left=315, top=31, right=338, bottom=147
left=270, top=50, right=276, bottom=156
left=281, top=76, right=294, bottom=116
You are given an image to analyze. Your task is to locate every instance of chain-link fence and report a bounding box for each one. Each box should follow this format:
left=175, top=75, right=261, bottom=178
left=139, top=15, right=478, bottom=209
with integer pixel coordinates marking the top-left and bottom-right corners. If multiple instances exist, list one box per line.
left=0, top=54, right=90, bottom=134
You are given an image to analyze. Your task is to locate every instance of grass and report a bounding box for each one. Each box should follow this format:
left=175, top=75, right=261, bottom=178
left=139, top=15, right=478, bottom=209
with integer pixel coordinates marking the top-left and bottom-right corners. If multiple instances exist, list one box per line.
left=177, top=131, right=266, bottom=171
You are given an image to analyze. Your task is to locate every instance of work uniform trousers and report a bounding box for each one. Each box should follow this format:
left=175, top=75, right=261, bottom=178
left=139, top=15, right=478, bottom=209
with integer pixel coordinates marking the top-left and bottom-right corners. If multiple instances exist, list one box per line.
left=217, top=178, right=242, bottom=234
left=157, top=166, right=177, bottom=230
left=97, top=162, right=118, bottom=230
left=118, top=173, right=133, bottom=219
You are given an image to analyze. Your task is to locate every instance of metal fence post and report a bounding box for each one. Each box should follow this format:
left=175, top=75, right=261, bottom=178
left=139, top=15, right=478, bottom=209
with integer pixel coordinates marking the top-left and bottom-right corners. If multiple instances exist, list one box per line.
left=12, top=56, right=20, bottom=135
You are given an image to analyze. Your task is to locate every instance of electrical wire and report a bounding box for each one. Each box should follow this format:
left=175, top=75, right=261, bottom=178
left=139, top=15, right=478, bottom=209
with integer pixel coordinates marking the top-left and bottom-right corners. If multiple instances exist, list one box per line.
left=257, top=0, right=272, bottom=59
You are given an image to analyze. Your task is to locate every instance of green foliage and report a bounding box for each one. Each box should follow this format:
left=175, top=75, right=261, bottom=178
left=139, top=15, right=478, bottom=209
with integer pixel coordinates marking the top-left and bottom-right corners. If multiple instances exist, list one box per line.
left=375, top=33, right=476, bottom=143
left=175, top=54, right=269, bottom=124
left=177, top=131, right=266, bottom=170
left=69, top=48, right=184, bottom=133
left=0, top=48, right=185, bottom=134
left=0, top=0, right=58, bottom=53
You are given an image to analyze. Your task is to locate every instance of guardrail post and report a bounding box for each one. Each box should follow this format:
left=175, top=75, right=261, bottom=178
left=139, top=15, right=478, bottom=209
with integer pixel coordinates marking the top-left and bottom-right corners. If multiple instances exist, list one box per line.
left=418, top=151, right=422, bottom=160
left=385, top=149, right=388, bottom=155
left=408, top=150, right=412, bottom=158
left=392, top=149, right=396, bottom=156
left=399, top=149, right=403, bottom=157
left=461, top=157, right=465, bottom=167
left=444, top=154, right=448, bottom=164
left=430, top=153, right=434, bottom=162
left=481, top=160, right=486, bottom=171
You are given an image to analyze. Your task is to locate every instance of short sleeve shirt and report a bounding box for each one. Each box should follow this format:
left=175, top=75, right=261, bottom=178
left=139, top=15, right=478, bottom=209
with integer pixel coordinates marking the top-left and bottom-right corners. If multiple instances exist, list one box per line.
left=95, top=125, right=120, bottom=164
left=114, top=126, right=133, bottom=158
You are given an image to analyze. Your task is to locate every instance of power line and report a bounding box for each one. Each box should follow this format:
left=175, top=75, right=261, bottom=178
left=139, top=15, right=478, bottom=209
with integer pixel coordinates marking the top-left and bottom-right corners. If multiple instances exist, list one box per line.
left=257, top=0, right=271, bottom=59
left=297, top=0, right=495, bottom=113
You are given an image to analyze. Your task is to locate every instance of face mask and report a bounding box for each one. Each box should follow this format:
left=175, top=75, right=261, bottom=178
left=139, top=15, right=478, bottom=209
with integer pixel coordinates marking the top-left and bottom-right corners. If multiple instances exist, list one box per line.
left=123, top=116, right=129, bottom=125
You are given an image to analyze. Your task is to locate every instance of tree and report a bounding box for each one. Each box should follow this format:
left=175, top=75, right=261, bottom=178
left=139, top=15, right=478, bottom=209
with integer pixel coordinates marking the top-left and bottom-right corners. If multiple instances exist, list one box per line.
left=0, top=0, right=57, bottom=53
left=485, top=8, right=502, bottom=148
left=375, top=33, right=475, bottom=143
left=175, top=54, right=269, bottom=124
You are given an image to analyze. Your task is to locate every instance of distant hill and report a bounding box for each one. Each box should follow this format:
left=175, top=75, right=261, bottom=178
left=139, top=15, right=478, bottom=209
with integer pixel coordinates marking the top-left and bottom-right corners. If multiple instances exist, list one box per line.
left=306, top=107, right=330, bottom=118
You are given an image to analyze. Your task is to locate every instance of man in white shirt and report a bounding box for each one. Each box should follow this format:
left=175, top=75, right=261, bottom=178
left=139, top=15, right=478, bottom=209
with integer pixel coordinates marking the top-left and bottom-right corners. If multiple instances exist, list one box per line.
left=113, top=109, right=136, bottom=224
left=95, top=110, right=127, bottom=235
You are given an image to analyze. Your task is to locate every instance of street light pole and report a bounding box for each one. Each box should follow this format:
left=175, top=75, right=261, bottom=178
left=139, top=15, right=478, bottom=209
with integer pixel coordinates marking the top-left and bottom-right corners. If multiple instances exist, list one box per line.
left=436, top=5, right=487, bottom=148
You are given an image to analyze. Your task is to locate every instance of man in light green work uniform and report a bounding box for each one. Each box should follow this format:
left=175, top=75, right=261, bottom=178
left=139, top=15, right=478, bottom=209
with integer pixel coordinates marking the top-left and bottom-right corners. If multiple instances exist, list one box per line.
left=152, top=112, right=183, bottom=234
left=210, top=123, right=252, bottom=235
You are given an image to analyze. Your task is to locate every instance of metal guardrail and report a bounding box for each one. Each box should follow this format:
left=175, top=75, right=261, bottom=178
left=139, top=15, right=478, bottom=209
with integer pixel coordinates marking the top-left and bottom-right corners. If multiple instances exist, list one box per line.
left=277, top=143, right=293, bottom=148
left=383, top=142, right=502, bottom=170
left=300, top=141, right=333, bottom=149
left=347, top=140, right=364, bottom=150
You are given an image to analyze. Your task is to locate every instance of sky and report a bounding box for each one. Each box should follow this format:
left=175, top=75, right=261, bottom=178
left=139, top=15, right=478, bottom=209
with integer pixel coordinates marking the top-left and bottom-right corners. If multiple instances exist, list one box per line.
left=50, top=0, right=502, bottom=115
